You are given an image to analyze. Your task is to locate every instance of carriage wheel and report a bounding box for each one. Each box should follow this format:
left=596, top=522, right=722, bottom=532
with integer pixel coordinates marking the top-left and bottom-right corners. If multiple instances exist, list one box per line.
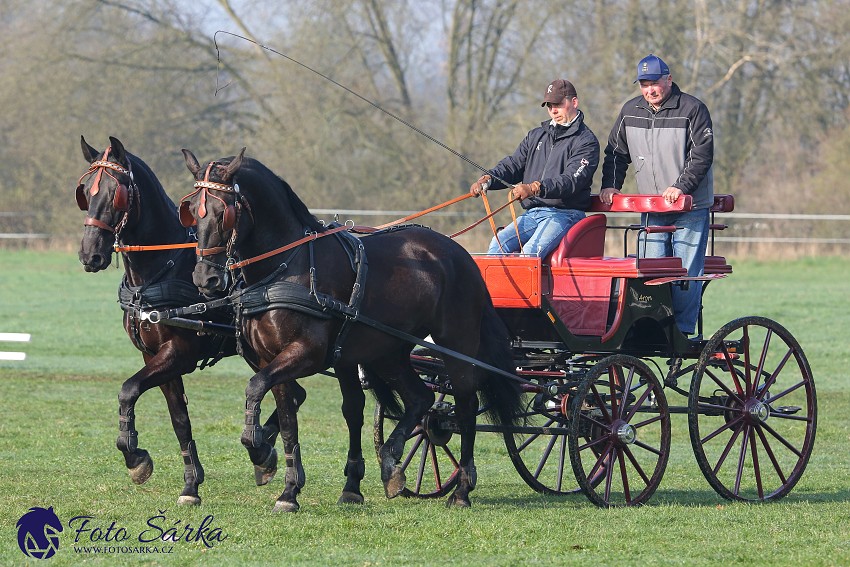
left=372, top=353, right=460, bottom=498
left=503, top=377, right=585, bottom=495
left=568, top=355, right=671, bottom=507
left=688, top=316, right=817, bottom=502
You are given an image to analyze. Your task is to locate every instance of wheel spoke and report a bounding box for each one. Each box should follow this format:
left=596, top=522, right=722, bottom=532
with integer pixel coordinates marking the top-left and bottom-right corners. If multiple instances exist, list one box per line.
left=701, top=413, right=745, bottom=445
left=414, top=439, right=430, bottom=493
left=557, top=434, right=567, bottom=492
left=759, top=346, right=794, bottom=395
left=733, top=425, right=752, bottom=496
left=517, top=418, right=555, bottom=452
left=749, top=428, right=764, bottom=499
left=400, top=433, right=425, bottom=470
left=764, top=380, right=806, bottom=404
left=618, top=450, right=632, bottom=503
left=753, top=424, right=789, bottom=484
left=711, top=421, right=744, bottom=475
left=624, top=383, right=654, bottom=423
left=632, top=414, right=663, bottom=429
left=622, top=444, right=652, bottom=485
left=741, top=324, right=754, bottom=397
left=608, top=366, right=622, bottom=418
left=753, top=327, right=773, bottom=396
left=533, top=432, right=559, bottom=479
left=589, top=382, right=613, bottom=423
left=760, top=420, right=805, bottom=458
left=705, top=365, right=746, bottom=406
left=632, top=439, right=663, bottom=457
left=618, top=366, right=635, bottom=420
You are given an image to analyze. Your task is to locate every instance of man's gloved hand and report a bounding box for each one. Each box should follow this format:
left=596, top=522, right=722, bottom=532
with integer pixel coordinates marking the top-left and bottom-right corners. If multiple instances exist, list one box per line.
left=469, top=174, right=492, bottom=197
left=511, top=181, right=541, bottom=201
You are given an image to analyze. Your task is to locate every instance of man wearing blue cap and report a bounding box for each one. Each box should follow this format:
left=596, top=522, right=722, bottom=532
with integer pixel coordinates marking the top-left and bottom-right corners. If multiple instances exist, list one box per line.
left=599, top=54, right=714, bottom=337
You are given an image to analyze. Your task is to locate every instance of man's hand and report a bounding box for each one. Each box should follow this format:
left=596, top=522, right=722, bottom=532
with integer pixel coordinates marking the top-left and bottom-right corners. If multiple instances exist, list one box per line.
left=511, top=181, right=541, bottom=201
left=663, top=186, right=683, bottom=204
left=600, top=187, right=620, bottom=205
left=469, top=174, right=492, bottom=197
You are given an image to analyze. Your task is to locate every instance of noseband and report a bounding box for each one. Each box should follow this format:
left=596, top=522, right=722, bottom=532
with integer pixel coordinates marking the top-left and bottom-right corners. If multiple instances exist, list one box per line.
left=76, top=146, right=137, bottom=235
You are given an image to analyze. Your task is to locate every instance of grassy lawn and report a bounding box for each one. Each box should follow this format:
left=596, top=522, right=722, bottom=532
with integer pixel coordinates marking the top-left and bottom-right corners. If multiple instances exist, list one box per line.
left=0, top=250, right=848, bottom=566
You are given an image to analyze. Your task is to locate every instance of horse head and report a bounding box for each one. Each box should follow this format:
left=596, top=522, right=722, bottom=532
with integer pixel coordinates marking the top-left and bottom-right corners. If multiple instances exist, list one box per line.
left=77, top=135, right=137, bottom=272
left=180, top=147, right=248, bottom=294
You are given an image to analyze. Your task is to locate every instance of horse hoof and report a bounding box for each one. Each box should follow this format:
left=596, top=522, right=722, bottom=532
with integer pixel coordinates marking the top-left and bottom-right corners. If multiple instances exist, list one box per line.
left=128, top=451, right=153, bottom=485
left=338, top=491, right=365, bottom=505
left=254, top=447, right=278, bottom=486
left=446, top=494, right=471, bottom=508
left=273, top=500, right=300, bottom=513
left=383, top=467, right=406, bottom=499
left=177, top=495, right=201, bottom=506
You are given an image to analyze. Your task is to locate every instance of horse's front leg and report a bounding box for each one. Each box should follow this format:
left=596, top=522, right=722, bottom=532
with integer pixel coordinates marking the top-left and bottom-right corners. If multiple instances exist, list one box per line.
left=261, top=383, right=306, bottom=511
left=116, top=346, right=192, bottom=498
left=335, top=365, right=366, bottom=505
left=368, top=359, right=434, bottom=499
left=240, top=353, right=316, bottom=513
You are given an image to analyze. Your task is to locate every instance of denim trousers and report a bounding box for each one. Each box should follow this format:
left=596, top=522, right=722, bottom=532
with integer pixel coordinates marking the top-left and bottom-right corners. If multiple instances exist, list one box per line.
left=640, top=208, right=710, bottom=334
left=488, top=207, right=586, bottom=257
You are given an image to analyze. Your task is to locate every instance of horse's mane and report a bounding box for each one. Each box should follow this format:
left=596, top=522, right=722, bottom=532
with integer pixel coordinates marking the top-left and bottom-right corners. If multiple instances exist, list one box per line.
left=125, top=151, right=179, bottom=220
left=234, top=157, right=325, bottom=233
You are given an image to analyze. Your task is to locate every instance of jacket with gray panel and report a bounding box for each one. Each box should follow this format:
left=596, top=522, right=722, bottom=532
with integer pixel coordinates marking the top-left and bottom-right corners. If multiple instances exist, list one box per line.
left=601, top=83, right=714, bottom=210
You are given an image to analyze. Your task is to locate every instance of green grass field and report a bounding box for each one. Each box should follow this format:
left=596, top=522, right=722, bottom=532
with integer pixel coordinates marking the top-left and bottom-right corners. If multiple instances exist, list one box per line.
left=1, top=250, right=848, bottom=566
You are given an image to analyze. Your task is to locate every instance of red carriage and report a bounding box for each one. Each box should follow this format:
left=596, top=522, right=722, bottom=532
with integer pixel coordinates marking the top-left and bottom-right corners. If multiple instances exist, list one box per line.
left=376, top=192, right=816, bottom=507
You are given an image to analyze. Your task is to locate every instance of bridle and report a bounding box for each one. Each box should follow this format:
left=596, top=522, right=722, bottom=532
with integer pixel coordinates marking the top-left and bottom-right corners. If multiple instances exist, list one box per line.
left=179, top=162, right=252, bottom=265
left=76, top=146, right=137, bottom=236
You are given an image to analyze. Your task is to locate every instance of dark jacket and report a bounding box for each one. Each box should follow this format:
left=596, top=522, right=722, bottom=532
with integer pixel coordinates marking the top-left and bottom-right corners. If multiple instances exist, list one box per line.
left=601, top=83, right=714, bottom=209
left=488, top=110, right=599, bottom=211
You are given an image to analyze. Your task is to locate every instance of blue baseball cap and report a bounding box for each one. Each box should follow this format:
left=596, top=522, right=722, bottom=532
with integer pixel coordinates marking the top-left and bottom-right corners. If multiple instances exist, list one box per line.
left=634, top=54, right=670, bottom=83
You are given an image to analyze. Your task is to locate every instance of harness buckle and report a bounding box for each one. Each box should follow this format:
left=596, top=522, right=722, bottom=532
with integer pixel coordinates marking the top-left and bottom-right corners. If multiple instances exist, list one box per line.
left=190, top=302, right=208, bottom=314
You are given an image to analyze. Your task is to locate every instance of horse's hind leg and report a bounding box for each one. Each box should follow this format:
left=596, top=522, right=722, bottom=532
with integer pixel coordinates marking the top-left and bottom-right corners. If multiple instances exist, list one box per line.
left=444, top=386, right=478, bottom=508
left=335, top=365, right=366, bottom=505
left=159, top=379, right=204, bottom=506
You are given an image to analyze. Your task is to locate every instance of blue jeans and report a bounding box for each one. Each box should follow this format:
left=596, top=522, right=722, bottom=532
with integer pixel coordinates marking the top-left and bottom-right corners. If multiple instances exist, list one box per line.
left=640, top=208, right=710, bottom=335
left=488, top=207, right=586, bottom=257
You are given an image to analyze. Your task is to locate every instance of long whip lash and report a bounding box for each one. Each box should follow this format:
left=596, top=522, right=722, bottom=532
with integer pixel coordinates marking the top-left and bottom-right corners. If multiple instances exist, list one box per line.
left=213, top=30, right=513, bottom=186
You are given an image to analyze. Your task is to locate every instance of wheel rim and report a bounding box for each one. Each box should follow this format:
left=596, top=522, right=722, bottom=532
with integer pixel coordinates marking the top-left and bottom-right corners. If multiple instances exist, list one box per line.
left=688, top=316, right=817, bottom=502
left=569, top=355, right=671, bottom=507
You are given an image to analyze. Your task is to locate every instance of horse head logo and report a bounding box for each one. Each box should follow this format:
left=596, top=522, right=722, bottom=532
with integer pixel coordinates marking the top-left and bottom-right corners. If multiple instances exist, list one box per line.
left=16, top=506, right=63, bottom=559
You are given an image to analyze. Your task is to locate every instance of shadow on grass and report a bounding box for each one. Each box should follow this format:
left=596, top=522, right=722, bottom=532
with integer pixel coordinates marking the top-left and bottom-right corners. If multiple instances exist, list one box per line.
left=469, top=485, right=850, bottom=509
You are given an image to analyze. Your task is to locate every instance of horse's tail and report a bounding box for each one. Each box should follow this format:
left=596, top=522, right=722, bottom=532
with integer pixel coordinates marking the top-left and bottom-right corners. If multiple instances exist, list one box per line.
left=364, top=368, right=404, bottom=418
left=477, top=306, right=524, bottom=428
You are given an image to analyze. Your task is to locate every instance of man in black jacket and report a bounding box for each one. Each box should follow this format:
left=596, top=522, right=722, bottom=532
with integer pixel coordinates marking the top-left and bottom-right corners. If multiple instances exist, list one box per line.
left=470, top=79, right=599, bottom=257
left=600, top=54, right=714, bottom=336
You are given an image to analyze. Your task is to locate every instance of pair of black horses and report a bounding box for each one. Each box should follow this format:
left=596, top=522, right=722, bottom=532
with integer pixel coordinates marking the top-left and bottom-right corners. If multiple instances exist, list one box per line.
left=76, top=136, right=523, bottom=511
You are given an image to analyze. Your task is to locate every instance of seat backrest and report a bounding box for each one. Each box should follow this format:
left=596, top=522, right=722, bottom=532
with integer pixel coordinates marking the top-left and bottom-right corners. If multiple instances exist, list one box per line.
left=547, top=214, right=607, bottom=267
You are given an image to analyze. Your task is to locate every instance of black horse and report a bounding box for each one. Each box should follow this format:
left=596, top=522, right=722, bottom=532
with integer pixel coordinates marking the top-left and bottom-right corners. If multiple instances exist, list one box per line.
left=76, top=136, right=295, bottom=505
left=179, top=148, right=523, bottom=509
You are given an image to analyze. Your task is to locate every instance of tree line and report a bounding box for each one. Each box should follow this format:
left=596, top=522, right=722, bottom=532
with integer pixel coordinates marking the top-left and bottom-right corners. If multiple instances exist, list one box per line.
left=1, top=0, right=848, bottom=245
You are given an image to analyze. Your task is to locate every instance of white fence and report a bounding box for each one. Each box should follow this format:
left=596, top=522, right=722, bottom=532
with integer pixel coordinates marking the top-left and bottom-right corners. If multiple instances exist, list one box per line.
left=0, top=333, right=30, bottom=361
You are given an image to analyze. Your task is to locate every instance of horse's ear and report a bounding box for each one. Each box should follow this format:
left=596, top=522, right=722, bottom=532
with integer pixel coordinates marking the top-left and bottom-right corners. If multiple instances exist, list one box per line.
left=182, top=149, right=201, bottom=177
left=108, top=136, right=127, bottom=164
left=224, top=147, right=247, bottom=179
left=80, top=135, right=99, bottom=164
